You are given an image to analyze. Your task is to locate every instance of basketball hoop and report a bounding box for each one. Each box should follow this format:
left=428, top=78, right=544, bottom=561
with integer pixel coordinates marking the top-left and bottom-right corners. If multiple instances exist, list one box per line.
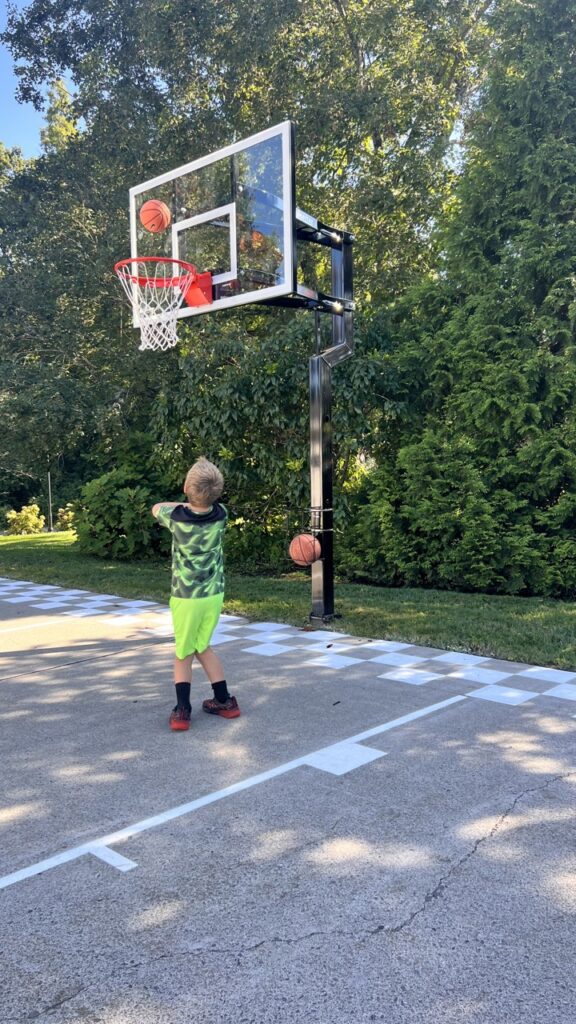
left=114, top=257, right=212, bottom=351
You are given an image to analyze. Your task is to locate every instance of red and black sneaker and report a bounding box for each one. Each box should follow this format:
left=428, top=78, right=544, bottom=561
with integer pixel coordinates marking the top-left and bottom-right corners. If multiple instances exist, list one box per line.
left=202, top=695, right=241, bottom=719
left=169, top=704, right=191, bottom=731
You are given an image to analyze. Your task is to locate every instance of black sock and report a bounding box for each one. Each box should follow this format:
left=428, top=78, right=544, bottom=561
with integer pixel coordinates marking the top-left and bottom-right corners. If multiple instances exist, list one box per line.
left=175, top=682, right=191, bottom=709
left=212, top=680, right=229, bottom=703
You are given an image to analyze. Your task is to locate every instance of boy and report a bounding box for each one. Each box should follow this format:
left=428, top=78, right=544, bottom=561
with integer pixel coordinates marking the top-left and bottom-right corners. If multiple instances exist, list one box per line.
left=152, top=457, right=240, bottom=731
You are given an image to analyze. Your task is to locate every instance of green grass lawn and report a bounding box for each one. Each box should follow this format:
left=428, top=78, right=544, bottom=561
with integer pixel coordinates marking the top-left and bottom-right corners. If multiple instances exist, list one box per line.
left=1, top=532, right=575, bottom=669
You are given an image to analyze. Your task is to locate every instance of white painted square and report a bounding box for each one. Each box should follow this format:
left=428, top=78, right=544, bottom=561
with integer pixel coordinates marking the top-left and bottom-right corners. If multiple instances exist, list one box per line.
left=303, top=653, right=364, bottom=669
left=433, top=652, right=490, bottom=666
left=303, top=741, right=386, bottom=775
left=467, top=685, right=535, bottom=706
left=244, top=622, right=292, bottom=632
left=210, top=634, right=240, bottom=646
left=293, top=641, right=358, bottom=654
left=543, top=684, right=576, bottom=702
left=368, top=653, right=427, bottom=667
left=51, top=589, right=92, bottom=597
left=447, top=667, right=511, bottom=685
left=4, top=596, right=37, bottom=604
left=68, top=605, right=119, bottom=615
left=122, top=600, right=158, bottom=607
left=377, top=669, right=445, bottom=686
left=517, top=667, right=576, bottom=685
left=249, top=632, right=296, bottom=642
left=219, top=614, right=244, bottom=623
left=363, top=640, right=412, bottom=652
left=30, top=601, right=73, bottom=610
left=18, top=587, right=57, bottom=596
left=241, top=643, right=296, bottom=657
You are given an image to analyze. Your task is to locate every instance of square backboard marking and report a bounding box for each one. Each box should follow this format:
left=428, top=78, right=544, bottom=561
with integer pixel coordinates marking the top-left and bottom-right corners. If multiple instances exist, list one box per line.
left=129, top=121, right=295, bottom=324
left=172, top=203, right=237, bottom=286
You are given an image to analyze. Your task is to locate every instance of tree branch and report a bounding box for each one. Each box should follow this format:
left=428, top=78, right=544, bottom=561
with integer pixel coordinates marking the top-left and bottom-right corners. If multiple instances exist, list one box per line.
left=402, top=0, right=494, bottom=153
left=329, top=0, right=364, bottom=77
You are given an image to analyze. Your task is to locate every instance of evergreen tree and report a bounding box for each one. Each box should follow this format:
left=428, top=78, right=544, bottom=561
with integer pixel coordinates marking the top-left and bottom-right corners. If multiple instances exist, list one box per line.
left=351, top=0, right=576, bottom=596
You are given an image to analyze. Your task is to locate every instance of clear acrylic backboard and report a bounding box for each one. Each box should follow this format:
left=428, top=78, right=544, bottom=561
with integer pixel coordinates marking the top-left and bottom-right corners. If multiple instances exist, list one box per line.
left=129, top=122, right=295, bottom=322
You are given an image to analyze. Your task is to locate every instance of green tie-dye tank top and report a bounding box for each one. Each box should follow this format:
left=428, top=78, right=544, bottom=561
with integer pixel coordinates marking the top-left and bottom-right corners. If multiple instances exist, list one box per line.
left=156, top=503, right=227, bottom=599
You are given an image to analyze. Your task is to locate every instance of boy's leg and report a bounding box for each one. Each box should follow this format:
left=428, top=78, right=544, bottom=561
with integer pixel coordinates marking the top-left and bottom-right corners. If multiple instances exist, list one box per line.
left=168, top=597, right=197, bottom=730
left=170, top=654, right=193, bottom=733
left=196, top=647, right=240, bottom=719
left=194, top=646, right=224, bottom=683
left=173, top=654, right=193, bottom=708
left=174, top=653, right=193, bottom=685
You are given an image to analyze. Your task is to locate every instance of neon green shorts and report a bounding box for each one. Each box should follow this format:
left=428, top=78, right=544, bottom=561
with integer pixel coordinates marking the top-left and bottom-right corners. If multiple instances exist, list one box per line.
left=169, top=593, right=224, bottom=659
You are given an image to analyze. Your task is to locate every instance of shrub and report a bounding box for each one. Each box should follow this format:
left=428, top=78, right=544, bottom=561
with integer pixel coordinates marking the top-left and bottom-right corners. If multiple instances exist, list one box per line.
left=75, top=468, right=171, bottom=559
left=224, top=513, right=296, bottom=575
left=55, top=503, right=76, bottom=532
left=5, top=502, right=46, bottom=535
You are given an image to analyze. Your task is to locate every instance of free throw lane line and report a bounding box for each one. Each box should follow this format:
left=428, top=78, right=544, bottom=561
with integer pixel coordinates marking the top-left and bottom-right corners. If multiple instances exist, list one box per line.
left=0, top=696, right=466, bottom=892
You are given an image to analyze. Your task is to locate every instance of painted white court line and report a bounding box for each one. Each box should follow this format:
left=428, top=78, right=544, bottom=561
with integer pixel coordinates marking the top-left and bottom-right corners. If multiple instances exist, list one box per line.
left=0, top=619, right=68, bottom=636
left=0, top=695, right=465, bottom=892
left=0, top=615, right=144, bottom=637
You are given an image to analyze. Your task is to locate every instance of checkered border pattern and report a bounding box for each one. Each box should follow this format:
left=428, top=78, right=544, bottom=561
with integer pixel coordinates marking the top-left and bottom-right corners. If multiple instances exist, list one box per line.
left=1, top=578, right=575, bottom=709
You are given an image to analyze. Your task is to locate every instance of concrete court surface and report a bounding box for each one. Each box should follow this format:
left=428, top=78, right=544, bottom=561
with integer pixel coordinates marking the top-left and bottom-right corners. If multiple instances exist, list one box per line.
left=1, top=578, right=576, bottom=1024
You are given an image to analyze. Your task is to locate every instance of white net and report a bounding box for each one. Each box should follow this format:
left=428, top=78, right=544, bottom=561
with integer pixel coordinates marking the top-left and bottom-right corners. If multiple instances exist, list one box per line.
left=115, top=258, right=198, bottom=352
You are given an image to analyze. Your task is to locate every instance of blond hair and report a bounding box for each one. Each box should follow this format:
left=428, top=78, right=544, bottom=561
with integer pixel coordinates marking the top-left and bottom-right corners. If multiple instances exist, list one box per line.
left=184, top=458, right=224, bottom=506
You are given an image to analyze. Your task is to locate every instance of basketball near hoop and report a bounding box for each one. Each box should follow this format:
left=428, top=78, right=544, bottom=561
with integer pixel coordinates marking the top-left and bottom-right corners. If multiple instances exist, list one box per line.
left=139, top=199, right=171, bottom=233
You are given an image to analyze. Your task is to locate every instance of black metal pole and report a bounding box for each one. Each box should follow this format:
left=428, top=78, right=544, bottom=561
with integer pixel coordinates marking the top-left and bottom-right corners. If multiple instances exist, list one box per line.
left=309, top=353, right=334, bottom=622
left=307, top=229, right=354, bottom=622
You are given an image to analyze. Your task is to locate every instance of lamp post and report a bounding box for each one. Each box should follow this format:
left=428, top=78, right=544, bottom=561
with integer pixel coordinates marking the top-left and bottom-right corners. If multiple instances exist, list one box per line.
left=47, top=471, right=54, bottom=532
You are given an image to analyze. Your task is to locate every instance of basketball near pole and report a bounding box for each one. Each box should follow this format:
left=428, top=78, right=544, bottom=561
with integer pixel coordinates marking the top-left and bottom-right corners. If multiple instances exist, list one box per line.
left=289, top=534, right=322, bottom=567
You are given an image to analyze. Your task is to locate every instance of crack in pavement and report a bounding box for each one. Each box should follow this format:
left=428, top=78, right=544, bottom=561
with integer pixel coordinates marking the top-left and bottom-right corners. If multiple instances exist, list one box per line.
left=380, top=770, right=576, bottom=936
left=9, top=776, right=576, bottom=1019
left=9, top=985, right=86, bottom=1022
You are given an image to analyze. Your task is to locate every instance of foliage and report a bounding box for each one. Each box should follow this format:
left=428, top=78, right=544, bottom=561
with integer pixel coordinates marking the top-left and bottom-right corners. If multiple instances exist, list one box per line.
left=5, top=0, right=576, bottom=598
left=0, top=0, right=494, bottom=516
left=40, top=79, right=78, bottom=154
left=2, top=0, right=493, bottom=297
left=5, top=502, right=45, bottom=534
left=343, top=0, right=576, bottom=597
left=74, top=468, right=171, bottom=559
left=148, top=308, right=398, bottom=562
left=55, top=503, right=75, bottom=532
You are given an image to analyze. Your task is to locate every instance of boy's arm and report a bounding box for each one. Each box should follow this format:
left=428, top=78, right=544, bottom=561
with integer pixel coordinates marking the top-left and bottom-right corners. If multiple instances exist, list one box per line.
left=151, top=501, right=181, bottom=518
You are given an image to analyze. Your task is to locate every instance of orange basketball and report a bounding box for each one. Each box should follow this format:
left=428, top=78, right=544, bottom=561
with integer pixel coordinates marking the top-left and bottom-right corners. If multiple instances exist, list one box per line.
left=289, top=533, right=321, bottom=567
left=139, top=199, right=171, bottom=233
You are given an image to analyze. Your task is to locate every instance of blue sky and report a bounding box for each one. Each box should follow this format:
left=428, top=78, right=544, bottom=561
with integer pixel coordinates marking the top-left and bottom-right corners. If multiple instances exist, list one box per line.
left=1, top=2, right=46, bottom=157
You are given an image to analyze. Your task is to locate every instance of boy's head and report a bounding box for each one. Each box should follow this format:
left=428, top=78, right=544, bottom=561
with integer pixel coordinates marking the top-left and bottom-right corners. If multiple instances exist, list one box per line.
left=184, top=458, right=224, bottom=506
